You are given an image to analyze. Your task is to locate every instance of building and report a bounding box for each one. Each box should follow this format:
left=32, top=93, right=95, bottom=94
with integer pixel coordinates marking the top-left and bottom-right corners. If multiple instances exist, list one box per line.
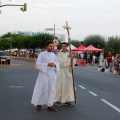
left=12, top=31, right=66, bottom=42
left=55, top=33, right=66, bottom=42
left=11, top=31, right=38, bottom=36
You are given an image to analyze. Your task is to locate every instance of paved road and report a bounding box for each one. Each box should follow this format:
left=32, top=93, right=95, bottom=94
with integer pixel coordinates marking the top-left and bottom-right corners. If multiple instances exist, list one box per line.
left=75, top=66, right=120, bottom=120
left=0, top=58, right=120, bottom=120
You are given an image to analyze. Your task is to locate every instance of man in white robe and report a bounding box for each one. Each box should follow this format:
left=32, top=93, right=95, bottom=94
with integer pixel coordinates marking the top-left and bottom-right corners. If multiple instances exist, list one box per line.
left=54, top=42, right=74, bottom=107
left=31, top=41, right=59, bottom=112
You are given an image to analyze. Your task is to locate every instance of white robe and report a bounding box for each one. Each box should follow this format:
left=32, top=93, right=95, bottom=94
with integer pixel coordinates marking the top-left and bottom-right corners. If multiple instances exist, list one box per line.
left=31, top=51, right=59, bottom=107
left=54, top=52, right=74, bottom=103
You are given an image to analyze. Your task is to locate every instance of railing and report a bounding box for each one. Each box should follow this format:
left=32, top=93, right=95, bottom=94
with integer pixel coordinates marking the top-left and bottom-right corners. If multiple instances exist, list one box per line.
left=0, top=56, right=37, bottom=72
left=0, top=58, right=2, bottom=71
left=76, top=59, right=87, bottom=66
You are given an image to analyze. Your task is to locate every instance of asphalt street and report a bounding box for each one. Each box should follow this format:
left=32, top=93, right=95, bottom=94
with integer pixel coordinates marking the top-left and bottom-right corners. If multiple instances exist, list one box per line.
left=0, top=58, right=120, bottom=120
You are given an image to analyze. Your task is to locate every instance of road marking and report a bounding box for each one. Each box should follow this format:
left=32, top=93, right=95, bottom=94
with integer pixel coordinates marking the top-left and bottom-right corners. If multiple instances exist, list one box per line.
left=78, top=85, right=86, bottom=89
left=101, top=99, right=120, bottom=113
left=88, top=91, right=98, bottom=96
left=9, top=85, right=24, bottom=88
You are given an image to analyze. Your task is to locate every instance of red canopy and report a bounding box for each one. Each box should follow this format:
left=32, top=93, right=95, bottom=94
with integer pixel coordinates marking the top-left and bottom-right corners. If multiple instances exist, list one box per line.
left=83, top=45, right=103, bottom=52
left=72, top=45, right=86, bottom=51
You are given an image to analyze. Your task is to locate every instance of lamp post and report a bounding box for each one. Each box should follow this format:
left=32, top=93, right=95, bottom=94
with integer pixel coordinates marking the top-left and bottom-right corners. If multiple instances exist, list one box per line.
left=53, top=23, right=55, bottom=39
left=45, top=23, right=55, bottom=39
left=0, top=0, right=27, bottom=13
left=45, top=23, right=64, bottom=40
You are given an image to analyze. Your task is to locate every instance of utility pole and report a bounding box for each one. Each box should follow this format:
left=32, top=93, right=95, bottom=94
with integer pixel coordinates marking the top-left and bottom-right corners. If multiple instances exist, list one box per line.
left=54, top=23, right=55, bottom=40
left=45, top=23, right=56, bottom=39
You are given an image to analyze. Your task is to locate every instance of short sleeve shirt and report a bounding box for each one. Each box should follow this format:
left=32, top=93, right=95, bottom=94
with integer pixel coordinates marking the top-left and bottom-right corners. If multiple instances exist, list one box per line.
left=106, top=54, right=112, bottom=62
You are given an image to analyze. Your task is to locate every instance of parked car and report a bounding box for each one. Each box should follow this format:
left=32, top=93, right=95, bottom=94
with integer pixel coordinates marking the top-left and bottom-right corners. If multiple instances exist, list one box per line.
left=0, top=51, right=10, bottom=64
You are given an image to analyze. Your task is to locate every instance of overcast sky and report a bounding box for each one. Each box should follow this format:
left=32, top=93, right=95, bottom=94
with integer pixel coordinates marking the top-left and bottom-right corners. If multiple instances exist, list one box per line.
left=0, top=0, right=120, bottom=40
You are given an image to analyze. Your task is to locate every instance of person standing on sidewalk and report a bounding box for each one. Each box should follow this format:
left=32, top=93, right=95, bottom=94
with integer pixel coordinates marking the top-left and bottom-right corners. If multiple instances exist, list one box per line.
left=31, top=41, right=59, bottom=112
left=106, top=52, right=113, bottom=72
left=92, top=54, right=97, bottom=65
left=90, top=54, right=93, bottom=66
left=113, top=54, right=120, bottom=75
left=99, top=53, right=103, bottom=67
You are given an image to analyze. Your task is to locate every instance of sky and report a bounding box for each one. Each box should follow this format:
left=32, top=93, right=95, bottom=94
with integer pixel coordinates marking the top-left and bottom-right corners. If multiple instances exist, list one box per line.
left=0, top=0, right=120, bottom=41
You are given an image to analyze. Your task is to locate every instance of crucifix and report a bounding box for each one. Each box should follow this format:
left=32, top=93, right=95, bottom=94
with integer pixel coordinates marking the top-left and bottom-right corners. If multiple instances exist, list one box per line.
left=63, top=21, right=77, bottom=103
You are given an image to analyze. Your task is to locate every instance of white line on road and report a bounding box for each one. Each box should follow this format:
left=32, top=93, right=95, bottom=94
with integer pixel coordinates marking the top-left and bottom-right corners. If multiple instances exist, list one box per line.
left=9, top=85, right=24, bottom=88
left=88, top=91, right=98, bottom=96
left=78, top=85, right=86, bottom=89
left=101, top=99, right=120, bottom=113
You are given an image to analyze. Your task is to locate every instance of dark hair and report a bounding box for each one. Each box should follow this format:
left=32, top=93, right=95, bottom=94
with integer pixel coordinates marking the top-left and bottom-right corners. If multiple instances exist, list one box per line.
left=62, top=42, right=68, bottom=46
left=46, top=40, right=54, bottom=46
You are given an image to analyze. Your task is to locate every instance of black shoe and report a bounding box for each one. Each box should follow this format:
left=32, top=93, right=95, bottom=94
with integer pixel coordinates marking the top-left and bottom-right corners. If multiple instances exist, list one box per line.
left=47, top=106, right=57, bottom=112
left=36, top=105, right=42, bottom=111
left=64, top=102, right=74, bottom=107
left=54, top=102, right=63, bottom=106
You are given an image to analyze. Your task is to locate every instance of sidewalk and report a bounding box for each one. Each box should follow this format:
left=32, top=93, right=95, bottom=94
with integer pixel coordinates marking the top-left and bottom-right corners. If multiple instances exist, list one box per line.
left=75, top=64, right=115, bottom=75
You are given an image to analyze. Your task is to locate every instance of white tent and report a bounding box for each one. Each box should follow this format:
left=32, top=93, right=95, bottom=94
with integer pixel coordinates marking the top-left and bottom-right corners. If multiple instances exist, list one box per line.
left=11, top=48, right=18, bottom=52
left=67, top=44, right=76, bottom=50
left=20, top=49, right=27, bottom=52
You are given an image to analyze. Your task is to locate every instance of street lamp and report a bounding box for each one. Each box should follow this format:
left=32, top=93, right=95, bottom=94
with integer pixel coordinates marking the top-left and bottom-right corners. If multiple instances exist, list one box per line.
left=45, top=23, right=55, bottom=39
left=45, top=23, right=64, bottom=40
left=0, top=0, right=27, bottom=13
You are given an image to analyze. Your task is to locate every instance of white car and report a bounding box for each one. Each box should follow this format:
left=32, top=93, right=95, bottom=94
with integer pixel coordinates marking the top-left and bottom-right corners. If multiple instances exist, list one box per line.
left=0, top=51, right=10, bottom=64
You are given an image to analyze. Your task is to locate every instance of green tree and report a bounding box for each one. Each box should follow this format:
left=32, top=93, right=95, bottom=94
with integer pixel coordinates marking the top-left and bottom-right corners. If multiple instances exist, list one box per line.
left=83, top=34, right=106, bottom=49
left=0, top=38, right=11, bottom=50
left=105, top=36, right=120, bottom=55
left=0, top=32, right=54, bottom=50
left=32, top=33, right=54, bottom=49
left=71, top=40, right=81, bottom=47
left=21, top=36, right=32, bottom=49
left=0, top=32, right=13, bottom=50
left=12, top=35, right=23, bottom=49
left=1, top=32, right=12, bottom=38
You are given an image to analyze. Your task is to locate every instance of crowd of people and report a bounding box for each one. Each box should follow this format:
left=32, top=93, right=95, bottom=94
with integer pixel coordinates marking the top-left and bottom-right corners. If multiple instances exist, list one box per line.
left=71, top=52, right=100, bottom=65
left=4, top=44, right=120, bottom=76
left=70, top=51, right=120, bottom=75
left=6, top=50, right=42, bottom=58
left=6, top=48, right=120, bottom=75
left=112, top=53, right=120, bottom=75
left=101, top=52, right=120, bottom=75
